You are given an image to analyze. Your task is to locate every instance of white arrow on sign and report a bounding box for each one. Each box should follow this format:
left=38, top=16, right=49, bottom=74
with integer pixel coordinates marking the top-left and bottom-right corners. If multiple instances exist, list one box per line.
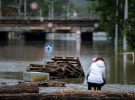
left=45, top=43, right=53, bottom=51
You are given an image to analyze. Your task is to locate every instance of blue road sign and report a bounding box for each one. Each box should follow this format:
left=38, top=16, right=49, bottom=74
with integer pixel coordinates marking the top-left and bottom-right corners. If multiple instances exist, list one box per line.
left=45, top=43, right=53, bottom=51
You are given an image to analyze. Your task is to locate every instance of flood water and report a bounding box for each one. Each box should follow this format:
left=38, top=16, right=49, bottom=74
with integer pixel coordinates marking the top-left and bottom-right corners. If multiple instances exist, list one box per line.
left=0, top=39, right=135, bottom=85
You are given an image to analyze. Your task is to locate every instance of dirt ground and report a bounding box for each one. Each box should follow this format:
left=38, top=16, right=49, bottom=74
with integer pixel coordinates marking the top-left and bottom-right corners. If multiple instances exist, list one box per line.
left=1, top=81, right=135, bottom=93
left=39, top=83, right=135, bottom=93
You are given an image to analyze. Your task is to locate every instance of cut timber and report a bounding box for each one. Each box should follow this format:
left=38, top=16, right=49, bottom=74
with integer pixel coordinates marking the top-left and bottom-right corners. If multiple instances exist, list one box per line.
left=0, top=89, right=135, bottom=100
left=26, top=56, right=85, bottom=79
left=18, top=81, right=65, bottom=87
left=53, top=89, right=135, bottom=100
left=51, top=56, right=82, bottom=67
left=0, top=82, right=39, bottom=94
left=39, top=81, right=65, bottom=87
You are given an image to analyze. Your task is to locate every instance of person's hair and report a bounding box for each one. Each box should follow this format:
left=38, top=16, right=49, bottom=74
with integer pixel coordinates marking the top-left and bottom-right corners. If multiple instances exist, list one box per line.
left=95, top=57, right=104, bottom=62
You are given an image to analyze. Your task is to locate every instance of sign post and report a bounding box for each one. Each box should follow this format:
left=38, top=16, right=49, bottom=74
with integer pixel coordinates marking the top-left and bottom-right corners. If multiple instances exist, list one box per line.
left=30, top=2, right=38, bottom=10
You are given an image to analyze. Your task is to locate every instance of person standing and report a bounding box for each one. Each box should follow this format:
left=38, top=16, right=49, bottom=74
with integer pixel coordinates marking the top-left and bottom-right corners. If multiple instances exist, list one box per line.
left=87, top=57, right=106, bottom=90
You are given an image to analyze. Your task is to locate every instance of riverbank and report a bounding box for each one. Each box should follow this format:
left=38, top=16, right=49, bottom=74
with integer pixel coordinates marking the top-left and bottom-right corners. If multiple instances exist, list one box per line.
left=1, top=82, right=135, bottom=100
left=1, top=83, right=135, bottom=100
left=1, top=82, right=135, bottom=93
left=39, top=83, right=135, bottom=93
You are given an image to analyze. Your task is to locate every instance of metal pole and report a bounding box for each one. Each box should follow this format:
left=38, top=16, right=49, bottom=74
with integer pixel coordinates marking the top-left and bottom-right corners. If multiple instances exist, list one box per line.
left=48, top=5, right=50, bottom=20
left=67, top=4, right=71, bottom=19
left=123, top=0, right=128, bottom=50
left=52, top=2, right=53, bottom=19
left=115, top=0, right=118, bottom=53
left=45, top=0, right=57, bottom=19
left=0, top=0, right=1, bottom=18
left=40, top=8, right=42, bottom=17
left=67, top=4, right=68, bottom=19
left=24, top=0, right=26, bottom=18
left=115, top=0, right=118, bottom=82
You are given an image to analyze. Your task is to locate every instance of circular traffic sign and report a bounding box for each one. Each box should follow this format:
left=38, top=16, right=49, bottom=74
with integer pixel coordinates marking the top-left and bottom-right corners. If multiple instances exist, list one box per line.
left=76, top=30, right=81, bottom=35
left=94, top=23, right=99, bottom=28
left=30, top=2, right=38, bottom=10
left=47, top=22, right=53, bottom=28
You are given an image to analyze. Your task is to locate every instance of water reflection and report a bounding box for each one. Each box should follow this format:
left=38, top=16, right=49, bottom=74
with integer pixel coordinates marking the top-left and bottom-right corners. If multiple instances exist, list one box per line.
left=50, top=77, right=85, bottom=83
left=0, top=72, right=22, bottom=83
left=115, top=43, right=118, bottom=83
left=0, top=40, right=135, bottom=85
left=44, top=43, right=53, bottom=57
left=76, top=37, right=81, bottom=56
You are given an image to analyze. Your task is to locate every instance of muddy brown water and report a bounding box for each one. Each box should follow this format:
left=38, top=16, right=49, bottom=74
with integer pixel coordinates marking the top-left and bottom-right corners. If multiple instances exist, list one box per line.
left=0, top=40, right=135, bottom=85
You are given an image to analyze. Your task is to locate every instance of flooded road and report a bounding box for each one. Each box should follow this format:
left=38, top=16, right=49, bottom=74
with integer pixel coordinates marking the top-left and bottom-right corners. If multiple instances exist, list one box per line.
left=0, top=39, right=135, bottom=85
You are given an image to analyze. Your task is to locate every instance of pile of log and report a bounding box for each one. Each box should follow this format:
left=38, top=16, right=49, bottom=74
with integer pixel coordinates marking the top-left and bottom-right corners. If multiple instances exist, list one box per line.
left=0, top=89, right=135, bottom=100
left=26, top=56, right=85, bottom=79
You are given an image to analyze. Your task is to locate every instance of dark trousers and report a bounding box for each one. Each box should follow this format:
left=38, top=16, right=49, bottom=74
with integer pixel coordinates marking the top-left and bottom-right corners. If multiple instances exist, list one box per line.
left=87, top=79, right=106, bottom=90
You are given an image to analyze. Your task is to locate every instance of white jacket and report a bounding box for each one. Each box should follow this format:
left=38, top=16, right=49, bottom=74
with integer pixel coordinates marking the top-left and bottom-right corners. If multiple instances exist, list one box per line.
left=87, top=60, right=105, bottom=84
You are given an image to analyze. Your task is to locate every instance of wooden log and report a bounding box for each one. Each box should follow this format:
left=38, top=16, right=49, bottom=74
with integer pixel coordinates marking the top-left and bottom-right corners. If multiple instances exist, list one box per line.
left=0, top=82, right=39, bottom=94
left=0, top=90, right=134, bottom=100
left=53, top=89, right=134, bottom=100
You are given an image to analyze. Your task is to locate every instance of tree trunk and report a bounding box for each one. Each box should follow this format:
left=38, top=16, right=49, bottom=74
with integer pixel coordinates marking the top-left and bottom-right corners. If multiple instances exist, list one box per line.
left=0, top=82, right=39, bottom=94
left=0, top=89, right=135, bottom=100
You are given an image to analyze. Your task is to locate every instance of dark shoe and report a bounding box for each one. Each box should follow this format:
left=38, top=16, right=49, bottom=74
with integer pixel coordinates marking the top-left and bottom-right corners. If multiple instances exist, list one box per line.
left=94, top=87, right=96, bottom=90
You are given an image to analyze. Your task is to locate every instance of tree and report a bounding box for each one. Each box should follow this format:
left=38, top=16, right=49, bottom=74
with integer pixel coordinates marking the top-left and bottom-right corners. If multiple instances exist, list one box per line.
left=43, top=0, right=69, bottom=17
left=123, top=0, right=135, bottom=50
left=1, top=0, right=69, bottom=17
left=2, top=0, right=24, bottom=17
left=87, top=0, right=127, bottom=50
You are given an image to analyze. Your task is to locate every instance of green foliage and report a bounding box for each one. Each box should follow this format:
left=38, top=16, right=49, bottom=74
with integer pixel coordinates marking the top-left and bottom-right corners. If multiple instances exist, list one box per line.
left=1, top=0, right=69, bottom=17
left=122, top=1, right=135, bottom=50
left=73, top=4, right=90, bottom=16
left=87, top=0, right=118, bottom=34
left=87, top=0, right=135, bottom=50
left=124, top=19, right=135, bottom=50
